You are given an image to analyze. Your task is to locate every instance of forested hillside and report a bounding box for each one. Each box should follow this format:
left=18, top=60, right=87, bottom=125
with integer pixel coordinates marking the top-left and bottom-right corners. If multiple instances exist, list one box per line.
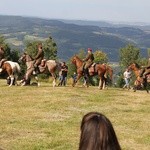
left=0, top=15, right=150, bottom=61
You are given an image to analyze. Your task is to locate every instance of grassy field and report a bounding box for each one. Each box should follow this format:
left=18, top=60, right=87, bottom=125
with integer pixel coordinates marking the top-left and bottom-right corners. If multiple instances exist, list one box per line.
left=0, top=79, right=149, bottom=150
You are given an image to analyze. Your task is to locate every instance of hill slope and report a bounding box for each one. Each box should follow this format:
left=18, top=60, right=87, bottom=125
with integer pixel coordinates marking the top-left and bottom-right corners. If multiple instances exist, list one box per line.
left=0, top=15, right=150, bottom=61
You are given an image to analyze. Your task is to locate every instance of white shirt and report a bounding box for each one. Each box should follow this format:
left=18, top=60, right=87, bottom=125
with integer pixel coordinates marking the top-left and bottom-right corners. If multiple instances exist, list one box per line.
left=124, top=70, right=131, bottom=79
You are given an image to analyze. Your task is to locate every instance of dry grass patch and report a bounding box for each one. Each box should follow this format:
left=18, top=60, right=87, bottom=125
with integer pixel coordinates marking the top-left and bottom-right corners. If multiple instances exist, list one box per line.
left=0, top=79, right=149, bottom=150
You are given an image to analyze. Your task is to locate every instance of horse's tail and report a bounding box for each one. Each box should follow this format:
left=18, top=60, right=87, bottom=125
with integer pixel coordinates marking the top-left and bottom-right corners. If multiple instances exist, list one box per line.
left=107, top=66, right=113, bottom=81
left=15, top=62, right=21, bottom=74
left=103, top=65, right=113, bottom=81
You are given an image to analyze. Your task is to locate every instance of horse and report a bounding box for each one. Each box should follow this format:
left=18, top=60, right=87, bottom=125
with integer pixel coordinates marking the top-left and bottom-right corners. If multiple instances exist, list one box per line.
left=18, top=53, right=61, bottom=87
left=0, top=61, right=21, bottom=86
left=128, top=63, right=150, bottom=93
left=71, top=55, right=107, bottom=89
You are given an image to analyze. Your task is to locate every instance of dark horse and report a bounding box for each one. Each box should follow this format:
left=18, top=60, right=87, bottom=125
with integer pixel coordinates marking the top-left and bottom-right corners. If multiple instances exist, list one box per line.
left=71, top=55, right=107, bottom=89
left=128, top=63, right=150, bottom=93
left=19, top=53, right=61, bottom=87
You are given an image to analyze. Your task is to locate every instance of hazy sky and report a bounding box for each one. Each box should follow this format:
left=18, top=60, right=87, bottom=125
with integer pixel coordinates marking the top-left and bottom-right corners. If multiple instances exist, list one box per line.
left=0, top=0, right=150, bottom=23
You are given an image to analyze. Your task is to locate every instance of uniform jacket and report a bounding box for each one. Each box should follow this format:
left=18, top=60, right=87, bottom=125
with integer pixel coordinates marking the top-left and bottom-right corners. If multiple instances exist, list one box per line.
left=34, top=48, right=44, bottom=65
left=83, top=52, right=94, bottom=66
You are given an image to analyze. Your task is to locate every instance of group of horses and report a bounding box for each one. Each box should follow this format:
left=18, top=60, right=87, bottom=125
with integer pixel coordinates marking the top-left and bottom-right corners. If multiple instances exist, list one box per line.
left=0, top=53, right=149, bottom=92
left=0, top=54, right=113, bottom=89
left=0, top=53, right=61, bottom=87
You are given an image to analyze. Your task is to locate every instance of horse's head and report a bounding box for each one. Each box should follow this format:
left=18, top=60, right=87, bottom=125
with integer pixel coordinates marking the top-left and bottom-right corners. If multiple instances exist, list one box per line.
left=71, top=55, right=83, bottom=64
left=71, top=55, right=77, bottom=64
left=18, top=53, right=33, bottom=63
left=128, top=63, right=140, bottom=71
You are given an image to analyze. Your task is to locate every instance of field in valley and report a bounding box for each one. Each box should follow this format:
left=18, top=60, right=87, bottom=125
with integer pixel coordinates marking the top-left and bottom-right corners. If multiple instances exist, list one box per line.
left=0, top=79, right=149, bottom=150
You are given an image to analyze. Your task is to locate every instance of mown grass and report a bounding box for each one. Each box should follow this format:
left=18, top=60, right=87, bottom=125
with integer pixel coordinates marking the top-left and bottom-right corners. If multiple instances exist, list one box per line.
left=0, top=79, right=150, bottom=150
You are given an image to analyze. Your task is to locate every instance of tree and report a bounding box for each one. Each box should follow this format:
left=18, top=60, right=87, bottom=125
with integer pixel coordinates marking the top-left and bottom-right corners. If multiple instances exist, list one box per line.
left=119, top=44, right=140, bottom=68
left=93, top=50, right=108, bottom=64
left=77, top=49, right=86, bottom=59
left=25, top=41, right=40, bottom=58
left=43, top=36, right=57, bottom=60
left=10, top=49, right=20, bottom=62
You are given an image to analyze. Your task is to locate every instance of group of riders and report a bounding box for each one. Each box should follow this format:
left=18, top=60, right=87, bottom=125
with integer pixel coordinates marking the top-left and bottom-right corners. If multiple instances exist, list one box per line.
left=0, top=43, right=150, bottom=85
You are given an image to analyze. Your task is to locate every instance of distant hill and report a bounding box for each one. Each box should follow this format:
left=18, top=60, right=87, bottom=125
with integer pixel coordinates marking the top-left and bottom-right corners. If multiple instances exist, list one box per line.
left=0, top=15, right=150, bottom=62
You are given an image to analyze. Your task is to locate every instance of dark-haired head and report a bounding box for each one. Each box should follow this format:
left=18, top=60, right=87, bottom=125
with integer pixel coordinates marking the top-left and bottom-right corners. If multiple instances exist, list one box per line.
left=79, top=112, right=121, bottom=150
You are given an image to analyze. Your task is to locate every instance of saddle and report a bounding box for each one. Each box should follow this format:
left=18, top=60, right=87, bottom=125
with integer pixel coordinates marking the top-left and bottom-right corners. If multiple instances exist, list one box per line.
left=38, top=59, right=47, bottom=73
left=40, top=59, right=47, bottom=68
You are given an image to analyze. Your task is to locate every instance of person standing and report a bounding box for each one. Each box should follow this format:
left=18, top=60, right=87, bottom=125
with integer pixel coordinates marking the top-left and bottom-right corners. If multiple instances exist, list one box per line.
left=59, top=62, right=68, bottom=86
left=123, top=68, right=131, bottom=89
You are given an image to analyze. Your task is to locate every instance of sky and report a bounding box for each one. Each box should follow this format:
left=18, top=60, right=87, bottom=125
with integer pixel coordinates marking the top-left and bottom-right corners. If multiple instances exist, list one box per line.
left=0, top=0, right=150, bottom=23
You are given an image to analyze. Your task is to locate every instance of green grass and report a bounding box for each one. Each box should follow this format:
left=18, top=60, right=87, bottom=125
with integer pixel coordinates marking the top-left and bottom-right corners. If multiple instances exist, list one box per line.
left=0, top=79, right=150, bottom=150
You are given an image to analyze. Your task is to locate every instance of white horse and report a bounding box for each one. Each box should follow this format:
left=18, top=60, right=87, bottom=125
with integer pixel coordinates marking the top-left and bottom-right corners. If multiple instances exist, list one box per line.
left=0, top=61, right=21, bottom=86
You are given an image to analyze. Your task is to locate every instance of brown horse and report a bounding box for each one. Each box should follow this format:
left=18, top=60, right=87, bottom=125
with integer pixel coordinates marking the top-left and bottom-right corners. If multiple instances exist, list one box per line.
left=71, top=55, right=107, bottom=89
left=128, top=63, right=149, bottom=93
left=0, top=61, right=21, bottom=86
left=18, top=53, right=61, bottom=87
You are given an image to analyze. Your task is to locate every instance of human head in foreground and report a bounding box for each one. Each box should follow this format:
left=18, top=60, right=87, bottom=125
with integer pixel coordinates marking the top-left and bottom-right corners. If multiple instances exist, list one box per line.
left=79, top=112, right=121, bottom=150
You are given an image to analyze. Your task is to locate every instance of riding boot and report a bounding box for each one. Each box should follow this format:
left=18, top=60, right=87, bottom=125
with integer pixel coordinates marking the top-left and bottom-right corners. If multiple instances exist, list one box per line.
left=140, top=68, right=145, bottom=77
left=86, top=68, right=89, bottom=76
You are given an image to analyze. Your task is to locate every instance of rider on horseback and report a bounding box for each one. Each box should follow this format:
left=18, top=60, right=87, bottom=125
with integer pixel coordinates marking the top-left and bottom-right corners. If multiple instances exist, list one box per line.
left=33, top=43, right=44, bottom=74
left=140, top=56, right=150, bottom=79
left=82, top=48, right=94, bottom=77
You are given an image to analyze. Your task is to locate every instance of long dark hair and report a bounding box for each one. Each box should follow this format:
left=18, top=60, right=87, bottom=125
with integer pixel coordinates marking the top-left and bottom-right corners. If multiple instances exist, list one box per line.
left=79, top=112, right=121, bottom=150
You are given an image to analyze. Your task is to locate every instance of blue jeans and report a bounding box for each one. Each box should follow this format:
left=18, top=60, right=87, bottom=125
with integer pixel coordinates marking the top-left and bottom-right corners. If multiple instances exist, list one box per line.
left=123, top=78, right=130, bottom=88
left=60, top=75, right=67, bottom=86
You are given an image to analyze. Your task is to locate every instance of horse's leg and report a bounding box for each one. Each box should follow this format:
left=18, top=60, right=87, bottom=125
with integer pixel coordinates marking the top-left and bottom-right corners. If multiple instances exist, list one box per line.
left=83, top=76, right=87, bottom=87
left=14, top=74, right=18, bottom=86
left=133, top=85, right=137, bottom=92
left=98, top=76, right=104, bottom=90
left=72, top=74, right=82, bottom=87
left=98, top=78, right=102, bottom=89
left=143, top=79, right=149, bottom=93
left=9, top=75, right=15, bottom=87
left=51, top=73, right=57, bottom=87
left=34, top=75, right=40, bottom=86
left=102, top=78, right=106, bottom=89
left=22, top=69, right=33, bottom=86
